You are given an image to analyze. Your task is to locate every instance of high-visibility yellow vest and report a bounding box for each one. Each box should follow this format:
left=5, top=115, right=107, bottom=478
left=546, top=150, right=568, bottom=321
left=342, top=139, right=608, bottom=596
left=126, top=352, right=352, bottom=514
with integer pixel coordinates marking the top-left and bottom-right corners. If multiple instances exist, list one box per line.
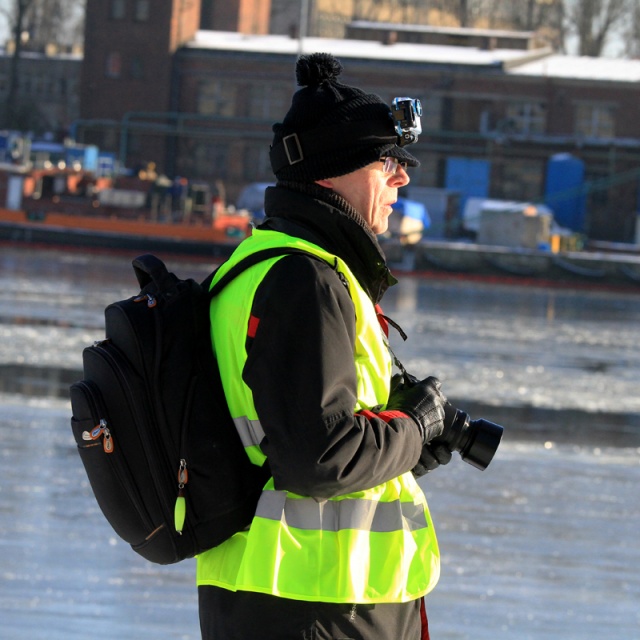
left=197, top=229, right=440, bottom=603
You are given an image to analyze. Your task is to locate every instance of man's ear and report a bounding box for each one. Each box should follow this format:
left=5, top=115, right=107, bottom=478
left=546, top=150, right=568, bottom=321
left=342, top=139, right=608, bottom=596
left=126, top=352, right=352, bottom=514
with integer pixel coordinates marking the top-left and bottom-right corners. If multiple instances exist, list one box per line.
left=315, top=178, right=334, bottom=189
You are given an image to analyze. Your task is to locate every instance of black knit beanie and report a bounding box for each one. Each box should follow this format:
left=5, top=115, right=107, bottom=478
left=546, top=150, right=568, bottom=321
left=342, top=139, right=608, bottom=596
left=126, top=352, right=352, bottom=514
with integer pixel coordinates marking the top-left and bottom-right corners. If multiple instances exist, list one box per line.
left=269, top=53, right=420, bottom=182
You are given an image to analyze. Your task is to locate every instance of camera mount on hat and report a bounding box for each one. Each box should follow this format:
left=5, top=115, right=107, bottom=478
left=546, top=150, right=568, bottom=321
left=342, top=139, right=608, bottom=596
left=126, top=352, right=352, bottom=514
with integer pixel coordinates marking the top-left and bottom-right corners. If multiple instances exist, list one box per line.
left=269, top=51, right=423, bottom=180
left=391, top=97, right=422, bottom=147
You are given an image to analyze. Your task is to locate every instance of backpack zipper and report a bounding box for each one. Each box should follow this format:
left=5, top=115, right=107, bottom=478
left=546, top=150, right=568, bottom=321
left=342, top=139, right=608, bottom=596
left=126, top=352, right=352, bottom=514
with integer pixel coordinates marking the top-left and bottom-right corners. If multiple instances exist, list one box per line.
left=80, top=355, right=156, bottom=534
left=82, top=417, right=114, bottom=453
left=93, top=337, right=179, bottom=539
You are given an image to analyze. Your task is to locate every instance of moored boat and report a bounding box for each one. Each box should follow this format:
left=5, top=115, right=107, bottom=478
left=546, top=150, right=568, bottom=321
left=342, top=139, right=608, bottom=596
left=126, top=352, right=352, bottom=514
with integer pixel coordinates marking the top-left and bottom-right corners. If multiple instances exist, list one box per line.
left=0, top=164, right=251, bottom=258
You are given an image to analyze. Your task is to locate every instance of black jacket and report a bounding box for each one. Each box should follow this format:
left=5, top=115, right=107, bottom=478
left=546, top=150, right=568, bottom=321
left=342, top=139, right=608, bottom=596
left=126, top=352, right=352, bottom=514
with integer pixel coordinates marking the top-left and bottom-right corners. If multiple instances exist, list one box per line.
left=242, top=183, right=423, bottom=498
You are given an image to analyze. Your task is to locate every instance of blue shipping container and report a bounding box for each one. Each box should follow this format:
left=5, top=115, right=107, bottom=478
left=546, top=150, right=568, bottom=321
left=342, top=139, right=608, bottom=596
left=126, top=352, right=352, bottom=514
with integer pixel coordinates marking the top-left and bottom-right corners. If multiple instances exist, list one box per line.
left=544, top=153, right=586, bottom=232
left=445, top=157, right=491, bottom=218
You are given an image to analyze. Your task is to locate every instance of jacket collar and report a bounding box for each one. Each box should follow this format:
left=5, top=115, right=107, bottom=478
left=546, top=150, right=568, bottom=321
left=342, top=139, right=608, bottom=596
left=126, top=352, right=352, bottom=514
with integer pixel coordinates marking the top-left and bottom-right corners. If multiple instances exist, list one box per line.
left=261, top=183, right=397, bottom=303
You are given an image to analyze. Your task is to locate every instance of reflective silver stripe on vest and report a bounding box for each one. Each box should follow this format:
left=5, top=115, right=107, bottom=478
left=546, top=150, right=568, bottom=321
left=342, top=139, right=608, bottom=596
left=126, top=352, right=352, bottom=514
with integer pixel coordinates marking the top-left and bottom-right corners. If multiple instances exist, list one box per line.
left=256, top=491, right=427, bottom=533
left=233, top=415, right=265, bottom=448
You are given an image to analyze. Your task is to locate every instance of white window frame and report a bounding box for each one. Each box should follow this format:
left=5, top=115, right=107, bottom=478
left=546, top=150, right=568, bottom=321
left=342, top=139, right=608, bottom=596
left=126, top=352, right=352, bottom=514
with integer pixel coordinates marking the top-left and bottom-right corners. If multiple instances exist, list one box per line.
left=505, top=100, right=546, bottom=135
left=574, top=103, right=615, bottom=139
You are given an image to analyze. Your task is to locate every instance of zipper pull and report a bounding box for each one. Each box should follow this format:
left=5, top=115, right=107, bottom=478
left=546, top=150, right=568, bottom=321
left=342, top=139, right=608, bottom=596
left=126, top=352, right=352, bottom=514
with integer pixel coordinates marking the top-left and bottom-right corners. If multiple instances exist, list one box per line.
left=178, top=459, right=188, bottom=486
left=81, top=419, right=114, bottom=454
left=102, top=427, right=114, bottom=453
left=134, top=293, right=157, bottom=308
left=174, top=459, right=188, bottom=534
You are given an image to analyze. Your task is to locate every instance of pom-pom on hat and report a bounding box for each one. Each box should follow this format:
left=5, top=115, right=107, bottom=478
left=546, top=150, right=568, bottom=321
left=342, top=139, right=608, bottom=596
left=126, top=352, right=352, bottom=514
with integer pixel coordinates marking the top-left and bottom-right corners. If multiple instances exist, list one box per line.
left=270, top=53, right=419, bottom=182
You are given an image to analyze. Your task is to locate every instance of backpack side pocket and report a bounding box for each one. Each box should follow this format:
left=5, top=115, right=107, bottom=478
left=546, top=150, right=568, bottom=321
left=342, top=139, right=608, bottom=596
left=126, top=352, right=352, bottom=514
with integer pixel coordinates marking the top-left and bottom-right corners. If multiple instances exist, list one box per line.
left=70, top=377, right=155, bottom=546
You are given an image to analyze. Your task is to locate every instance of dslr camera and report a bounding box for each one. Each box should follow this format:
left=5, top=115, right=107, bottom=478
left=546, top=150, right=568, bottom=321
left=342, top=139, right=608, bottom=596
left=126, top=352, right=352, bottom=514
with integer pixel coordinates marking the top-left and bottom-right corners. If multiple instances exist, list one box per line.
left=397, top=372, right=504, bottom=470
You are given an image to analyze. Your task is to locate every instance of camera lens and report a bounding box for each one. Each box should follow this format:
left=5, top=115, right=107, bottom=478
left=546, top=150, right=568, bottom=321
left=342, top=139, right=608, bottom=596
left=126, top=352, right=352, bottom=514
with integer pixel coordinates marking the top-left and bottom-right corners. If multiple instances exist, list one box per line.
left=443, top=410, right=504, bottom=470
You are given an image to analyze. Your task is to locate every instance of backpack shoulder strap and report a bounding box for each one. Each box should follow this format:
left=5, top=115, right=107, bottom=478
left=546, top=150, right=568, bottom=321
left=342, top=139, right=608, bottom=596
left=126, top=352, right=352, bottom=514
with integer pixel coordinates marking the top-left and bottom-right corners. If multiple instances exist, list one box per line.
left=207, top=247, right=320, bottom=299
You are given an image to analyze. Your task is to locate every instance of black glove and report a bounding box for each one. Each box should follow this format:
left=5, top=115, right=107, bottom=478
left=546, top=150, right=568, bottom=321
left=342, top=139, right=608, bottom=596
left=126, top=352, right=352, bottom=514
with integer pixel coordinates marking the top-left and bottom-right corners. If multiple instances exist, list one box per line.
left=412, top=439, right=453, bottom=477
left=387, top=373, right=447, bottom=445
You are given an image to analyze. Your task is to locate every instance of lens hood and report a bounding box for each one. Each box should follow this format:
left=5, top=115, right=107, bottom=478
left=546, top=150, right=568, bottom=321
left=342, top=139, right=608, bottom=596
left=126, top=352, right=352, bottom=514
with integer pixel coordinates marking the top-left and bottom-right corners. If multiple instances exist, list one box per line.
left=458, top=418, right=504, bottom=470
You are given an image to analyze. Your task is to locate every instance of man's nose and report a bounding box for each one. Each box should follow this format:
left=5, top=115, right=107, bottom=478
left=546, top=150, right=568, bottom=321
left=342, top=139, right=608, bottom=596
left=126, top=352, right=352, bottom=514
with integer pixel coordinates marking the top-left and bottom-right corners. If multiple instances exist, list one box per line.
left=392, top=165, right=410, bottom=186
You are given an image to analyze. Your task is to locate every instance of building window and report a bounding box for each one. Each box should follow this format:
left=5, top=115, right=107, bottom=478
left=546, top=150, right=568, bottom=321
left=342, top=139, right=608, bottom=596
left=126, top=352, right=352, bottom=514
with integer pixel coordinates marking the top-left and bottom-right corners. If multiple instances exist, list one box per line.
left=130, top=56, right=144, bottom=79
left=249, top=84, right=287, bottom=120
left=105, top=52, right=122, bottom=78
left=111, top=0, right=126, bottom=20
left=505, top=101, right=546, bottom=135
left=575, top=103, right=615, bottom=139
left=192, top=142, right=229, bottom=180
left=198, top=80, right=237, bottom=117
left=134, top=0, right=150, bottom=22
left=244, top=144, right=272, bottom=181
left=418, top=94, right=442, bottom=132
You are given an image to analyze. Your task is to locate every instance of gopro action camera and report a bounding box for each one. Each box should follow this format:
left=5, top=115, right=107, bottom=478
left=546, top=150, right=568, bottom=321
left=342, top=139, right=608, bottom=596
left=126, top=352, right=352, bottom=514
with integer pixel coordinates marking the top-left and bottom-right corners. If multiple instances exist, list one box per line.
left=391, top=97, right=422, bottom=146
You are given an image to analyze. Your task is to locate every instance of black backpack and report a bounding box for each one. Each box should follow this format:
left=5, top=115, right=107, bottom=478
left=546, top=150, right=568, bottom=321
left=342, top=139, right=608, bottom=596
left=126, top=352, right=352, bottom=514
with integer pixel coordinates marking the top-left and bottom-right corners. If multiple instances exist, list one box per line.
left=69, top=248, right=307, bottom=564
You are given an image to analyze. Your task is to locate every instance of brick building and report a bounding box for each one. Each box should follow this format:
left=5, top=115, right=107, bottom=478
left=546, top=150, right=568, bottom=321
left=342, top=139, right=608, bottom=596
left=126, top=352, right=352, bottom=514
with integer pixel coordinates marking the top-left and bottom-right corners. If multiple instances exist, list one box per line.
left=75, top=0, right=640, bottom=242
left=0, top=49, right=81, bottom=135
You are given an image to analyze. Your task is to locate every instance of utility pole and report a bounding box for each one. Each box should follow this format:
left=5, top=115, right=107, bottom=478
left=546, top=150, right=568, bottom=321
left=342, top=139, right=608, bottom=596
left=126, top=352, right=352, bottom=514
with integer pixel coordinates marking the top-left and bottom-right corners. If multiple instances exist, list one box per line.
left=298, top=0, right=309, bottom=55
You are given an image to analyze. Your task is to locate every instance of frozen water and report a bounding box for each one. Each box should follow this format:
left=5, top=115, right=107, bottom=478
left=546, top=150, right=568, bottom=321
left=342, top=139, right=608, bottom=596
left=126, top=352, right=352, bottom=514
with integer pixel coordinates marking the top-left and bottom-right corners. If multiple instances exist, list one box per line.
left=1, top=246, right=639, bottom=639
left=1, top=400, right=638, bottom=640
left=383, top=275, right=640, bottom=415
left=2, top=247, right=639, bottom=414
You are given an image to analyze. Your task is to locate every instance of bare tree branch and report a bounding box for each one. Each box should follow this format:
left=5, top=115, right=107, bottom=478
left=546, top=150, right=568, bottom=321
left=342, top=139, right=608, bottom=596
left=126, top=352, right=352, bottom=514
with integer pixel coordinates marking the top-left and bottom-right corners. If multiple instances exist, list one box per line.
left=565, top=0, right=629, bottom=56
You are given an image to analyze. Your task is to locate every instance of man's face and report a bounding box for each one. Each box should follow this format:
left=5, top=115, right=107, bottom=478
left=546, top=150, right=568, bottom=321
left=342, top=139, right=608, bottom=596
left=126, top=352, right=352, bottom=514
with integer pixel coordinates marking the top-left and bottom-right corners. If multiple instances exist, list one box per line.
left=316, top=159, right=410, bottom=234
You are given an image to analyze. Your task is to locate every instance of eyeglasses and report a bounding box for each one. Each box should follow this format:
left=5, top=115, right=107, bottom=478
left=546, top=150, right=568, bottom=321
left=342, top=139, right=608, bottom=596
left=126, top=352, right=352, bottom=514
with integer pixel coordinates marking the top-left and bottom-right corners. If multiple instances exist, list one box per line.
left=379, top=157, right=408, bottom=175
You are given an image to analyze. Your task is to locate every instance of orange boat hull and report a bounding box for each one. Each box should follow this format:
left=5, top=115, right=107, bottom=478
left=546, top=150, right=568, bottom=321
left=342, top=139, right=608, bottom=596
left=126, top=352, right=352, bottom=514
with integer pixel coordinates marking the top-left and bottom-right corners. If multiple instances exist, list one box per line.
left=0, top=207, right=250, bottom=257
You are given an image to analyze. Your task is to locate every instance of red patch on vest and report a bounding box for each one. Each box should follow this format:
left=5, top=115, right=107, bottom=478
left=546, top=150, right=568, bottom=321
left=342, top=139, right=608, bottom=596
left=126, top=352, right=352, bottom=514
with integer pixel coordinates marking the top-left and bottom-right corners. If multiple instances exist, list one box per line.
left=247, top=315, right=260, bottom=338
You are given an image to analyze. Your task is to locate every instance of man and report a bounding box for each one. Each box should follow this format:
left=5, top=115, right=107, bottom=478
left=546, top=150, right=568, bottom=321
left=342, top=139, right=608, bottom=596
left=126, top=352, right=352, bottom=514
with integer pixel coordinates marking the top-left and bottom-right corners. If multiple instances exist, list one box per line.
left=198, top=52, right=453, bottom=639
